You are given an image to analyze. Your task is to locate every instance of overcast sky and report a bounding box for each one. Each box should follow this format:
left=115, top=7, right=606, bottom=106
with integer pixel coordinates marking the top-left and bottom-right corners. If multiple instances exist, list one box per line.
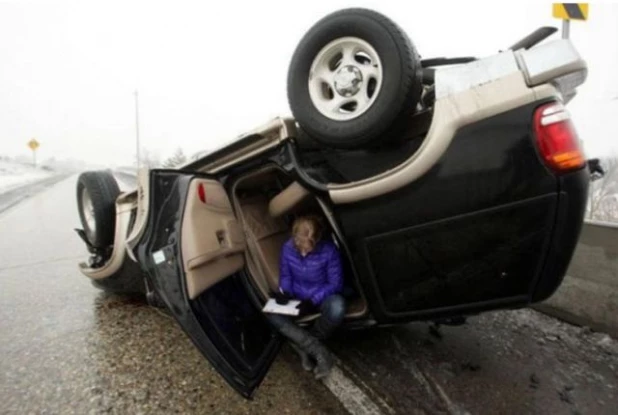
left=1, top=0, right=617, bottom=167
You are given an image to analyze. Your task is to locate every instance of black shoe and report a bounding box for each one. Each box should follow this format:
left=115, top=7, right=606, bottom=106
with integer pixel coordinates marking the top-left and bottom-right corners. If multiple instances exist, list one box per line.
left=290, top=342, right=315, bottom=372
left=301, top=335, right=334, bottom=379
left=312, top=348, right=334, bottom=379
left=278, top=319, right=334, bottom=378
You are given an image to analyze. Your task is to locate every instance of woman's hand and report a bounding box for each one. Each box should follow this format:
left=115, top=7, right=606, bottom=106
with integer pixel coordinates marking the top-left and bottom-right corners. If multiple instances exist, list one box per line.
left=296, top=299, right=317, bottom=317
left=273, top=291, right=292, bottom=305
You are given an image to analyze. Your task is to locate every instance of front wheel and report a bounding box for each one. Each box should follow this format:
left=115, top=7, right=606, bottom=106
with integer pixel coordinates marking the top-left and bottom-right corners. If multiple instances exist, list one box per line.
left=76, top=170, right=120, bottom=249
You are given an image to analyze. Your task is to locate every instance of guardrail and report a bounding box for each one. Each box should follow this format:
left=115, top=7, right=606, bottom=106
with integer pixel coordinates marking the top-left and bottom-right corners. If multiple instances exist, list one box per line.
left=115, top=168, right=138, bottom=177
left=536, top=221, right=618, bottom=337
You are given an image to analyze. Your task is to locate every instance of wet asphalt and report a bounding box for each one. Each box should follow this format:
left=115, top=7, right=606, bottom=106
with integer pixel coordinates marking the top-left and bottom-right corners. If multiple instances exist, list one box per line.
left=0, top=176, right=346, bottom=415
left=1, top=175, right=617, bottom=415
left=329, top=309, right=618, bottom=414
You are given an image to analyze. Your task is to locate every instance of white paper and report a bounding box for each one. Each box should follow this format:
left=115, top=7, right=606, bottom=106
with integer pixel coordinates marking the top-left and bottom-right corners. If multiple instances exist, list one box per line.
left=262, top=298, right=301, bottom=316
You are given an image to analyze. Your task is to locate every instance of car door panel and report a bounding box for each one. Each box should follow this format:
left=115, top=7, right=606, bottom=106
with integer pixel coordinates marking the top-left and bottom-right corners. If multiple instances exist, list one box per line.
left=362, top=194, right=557, bottom=316
left=136, top=170, right=280, bottom=398
left=181, top=178, right=246, bottom=299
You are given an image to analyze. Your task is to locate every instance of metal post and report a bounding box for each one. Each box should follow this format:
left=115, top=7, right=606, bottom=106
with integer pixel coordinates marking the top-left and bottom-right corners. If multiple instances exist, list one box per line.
left=32, top=150, right=36, bottom=168
left=562, top=19, right=570, bottom=39
left=134, top=90, right=141, bottom=169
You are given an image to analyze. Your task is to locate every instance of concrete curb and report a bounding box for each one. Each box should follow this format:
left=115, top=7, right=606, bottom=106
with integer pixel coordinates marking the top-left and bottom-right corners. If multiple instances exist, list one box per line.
left=535, top=222, right=618, bottom=338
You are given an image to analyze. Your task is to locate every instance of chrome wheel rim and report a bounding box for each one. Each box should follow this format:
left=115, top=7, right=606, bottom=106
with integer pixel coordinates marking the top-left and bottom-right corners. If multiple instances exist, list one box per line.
left=81, top=187, right=96, bottom=232
left=308, top=37, right=383, bottom=121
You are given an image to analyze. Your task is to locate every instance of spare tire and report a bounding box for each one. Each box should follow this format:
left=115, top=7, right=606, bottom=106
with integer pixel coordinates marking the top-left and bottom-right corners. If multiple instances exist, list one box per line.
left=288, top=8, right=423, bottom=149
left=76, top=170, right=120, bottom=249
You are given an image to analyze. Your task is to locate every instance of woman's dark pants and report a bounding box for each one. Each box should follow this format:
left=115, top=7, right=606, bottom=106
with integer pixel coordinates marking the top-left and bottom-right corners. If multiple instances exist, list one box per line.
left=267, top=294, right=346, bottom=340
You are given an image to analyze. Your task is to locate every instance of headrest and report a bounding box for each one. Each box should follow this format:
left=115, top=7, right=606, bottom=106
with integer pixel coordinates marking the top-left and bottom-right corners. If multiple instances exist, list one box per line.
left=268, top=182, right=311, bottom=217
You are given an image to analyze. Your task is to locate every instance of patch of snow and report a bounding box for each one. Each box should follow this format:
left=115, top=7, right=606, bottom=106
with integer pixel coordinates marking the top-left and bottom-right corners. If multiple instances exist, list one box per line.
left=0, top=159, right=52, bottom=194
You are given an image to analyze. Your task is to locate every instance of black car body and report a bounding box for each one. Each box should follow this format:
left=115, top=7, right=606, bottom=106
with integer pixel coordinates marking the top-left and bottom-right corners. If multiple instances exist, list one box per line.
left=76, top=11, right=590, bottom=398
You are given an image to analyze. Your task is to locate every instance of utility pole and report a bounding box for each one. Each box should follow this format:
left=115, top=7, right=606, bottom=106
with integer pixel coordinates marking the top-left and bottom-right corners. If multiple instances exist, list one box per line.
left=135, top=89, right=141, bottom=170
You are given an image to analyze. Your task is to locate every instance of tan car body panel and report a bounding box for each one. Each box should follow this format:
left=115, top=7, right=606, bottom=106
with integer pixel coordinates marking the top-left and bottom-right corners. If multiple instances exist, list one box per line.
left=196, top=117, right=296, bottom=174
left=125, top=167, right=150, bottom=261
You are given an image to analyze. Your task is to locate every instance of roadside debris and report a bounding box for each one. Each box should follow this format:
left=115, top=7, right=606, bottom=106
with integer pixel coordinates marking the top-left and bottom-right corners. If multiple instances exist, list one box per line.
left=429, top=324, right=443, bottom=340
left=460, top=362, right=480, bottom=372
left=558, top=386, right=574, bottom=404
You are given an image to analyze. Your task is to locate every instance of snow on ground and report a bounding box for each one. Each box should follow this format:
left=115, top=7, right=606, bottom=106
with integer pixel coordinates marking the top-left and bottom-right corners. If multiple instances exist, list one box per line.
left=0, top=159, right=52, bottom=194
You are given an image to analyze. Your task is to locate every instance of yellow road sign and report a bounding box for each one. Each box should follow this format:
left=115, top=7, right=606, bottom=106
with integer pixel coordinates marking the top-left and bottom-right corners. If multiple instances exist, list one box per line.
left=553, top=3, right=589, bottom=21
left=27, top=138, right=40, bottom=151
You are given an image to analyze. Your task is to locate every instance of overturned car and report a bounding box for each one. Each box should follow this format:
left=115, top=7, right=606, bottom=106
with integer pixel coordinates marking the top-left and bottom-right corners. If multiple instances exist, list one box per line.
left=75, top=9, right=590, bottom=397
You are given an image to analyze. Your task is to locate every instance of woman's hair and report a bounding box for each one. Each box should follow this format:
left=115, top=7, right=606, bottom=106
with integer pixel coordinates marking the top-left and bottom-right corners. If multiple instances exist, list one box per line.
left=292, top=215, right=323, bottom=252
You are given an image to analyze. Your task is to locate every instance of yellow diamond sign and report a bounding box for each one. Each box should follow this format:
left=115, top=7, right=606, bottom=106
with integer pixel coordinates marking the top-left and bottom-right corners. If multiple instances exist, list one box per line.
left=553, top=3, right=589, bottom=21
left=27, top=138, right=40, bottom=151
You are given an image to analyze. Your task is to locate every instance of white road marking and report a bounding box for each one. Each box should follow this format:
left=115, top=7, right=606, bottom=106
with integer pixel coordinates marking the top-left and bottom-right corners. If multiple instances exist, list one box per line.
left=400, top=358, right=439, bottom=399
left=322, top=365, right=390, bottom=415
left=422, top=370, right=470, bottom=415
left=391, top=333, right=468, bottom=415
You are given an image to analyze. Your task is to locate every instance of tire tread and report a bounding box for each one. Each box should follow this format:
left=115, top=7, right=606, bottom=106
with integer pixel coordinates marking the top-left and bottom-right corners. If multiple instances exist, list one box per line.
left=76, top=170, right=120, bottom=248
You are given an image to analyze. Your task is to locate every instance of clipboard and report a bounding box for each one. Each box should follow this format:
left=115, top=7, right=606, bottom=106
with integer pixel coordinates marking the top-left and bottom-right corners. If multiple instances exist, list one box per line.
left=262, top=298, right=301, bottom=316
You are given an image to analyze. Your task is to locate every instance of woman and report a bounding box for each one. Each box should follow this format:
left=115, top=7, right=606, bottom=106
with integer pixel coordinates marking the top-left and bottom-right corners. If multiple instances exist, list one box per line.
left=268, top=215, right=345, bottom=379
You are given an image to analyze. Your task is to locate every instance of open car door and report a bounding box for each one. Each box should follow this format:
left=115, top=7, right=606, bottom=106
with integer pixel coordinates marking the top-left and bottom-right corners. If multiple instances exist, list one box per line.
left=135, top=170, right=281, bottom=398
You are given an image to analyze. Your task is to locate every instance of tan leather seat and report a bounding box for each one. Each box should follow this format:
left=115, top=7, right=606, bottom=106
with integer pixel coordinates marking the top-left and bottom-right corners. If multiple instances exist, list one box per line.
left=268, top=182, right=310, bottom=218
left=241, top=181, right=311, bottom=292
left=240, top=195, right=289, bottom=292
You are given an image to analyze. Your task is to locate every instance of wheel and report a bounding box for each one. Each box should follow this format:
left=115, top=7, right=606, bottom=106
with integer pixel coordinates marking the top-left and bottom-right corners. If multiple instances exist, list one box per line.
left=76, top=170, right=120, bottom=249
left=287, top=8, right=423, bottom=149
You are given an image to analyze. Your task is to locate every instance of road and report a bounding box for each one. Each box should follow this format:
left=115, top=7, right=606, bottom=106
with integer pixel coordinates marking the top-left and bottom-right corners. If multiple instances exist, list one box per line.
left=1, top=176, right=616, bottom=414
left=329, top=310, right=617, bottom=414
left=0, top=176, right=346, bottom=415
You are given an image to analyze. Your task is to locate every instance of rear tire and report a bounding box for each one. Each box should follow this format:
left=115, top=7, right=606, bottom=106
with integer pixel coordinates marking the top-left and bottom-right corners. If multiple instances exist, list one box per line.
left=76, top=170, right=120, bottom=249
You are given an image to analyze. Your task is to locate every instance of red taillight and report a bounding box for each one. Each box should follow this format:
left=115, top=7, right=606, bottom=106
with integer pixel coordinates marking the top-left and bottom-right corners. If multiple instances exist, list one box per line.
left=197, top=183, right=207, bottom=203
left=533, top=102, right=585, bottom=173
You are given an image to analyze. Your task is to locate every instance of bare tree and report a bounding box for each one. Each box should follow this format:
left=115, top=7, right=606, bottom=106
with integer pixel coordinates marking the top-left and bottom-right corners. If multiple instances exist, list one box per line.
left=141, top=148, right=161, bottom=169
left=587, top=157, right=618, bottom=222
left=132, top=147, right=162, bottom=170
left=162, top=148, right=187, bottom=169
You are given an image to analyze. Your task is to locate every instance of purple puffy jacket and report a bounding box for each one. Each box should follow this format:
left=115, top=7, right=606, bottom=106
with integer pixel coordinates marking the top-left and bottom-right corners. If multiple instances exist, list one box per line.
left=279, top=238, right=343, bottom=306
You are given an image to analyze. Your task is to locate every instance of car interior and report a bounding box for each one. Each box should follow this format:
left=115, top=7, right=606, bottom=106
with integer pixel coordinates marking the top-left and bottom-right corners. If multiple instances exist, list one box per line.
left=230, top=165, right=367, bottom=321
